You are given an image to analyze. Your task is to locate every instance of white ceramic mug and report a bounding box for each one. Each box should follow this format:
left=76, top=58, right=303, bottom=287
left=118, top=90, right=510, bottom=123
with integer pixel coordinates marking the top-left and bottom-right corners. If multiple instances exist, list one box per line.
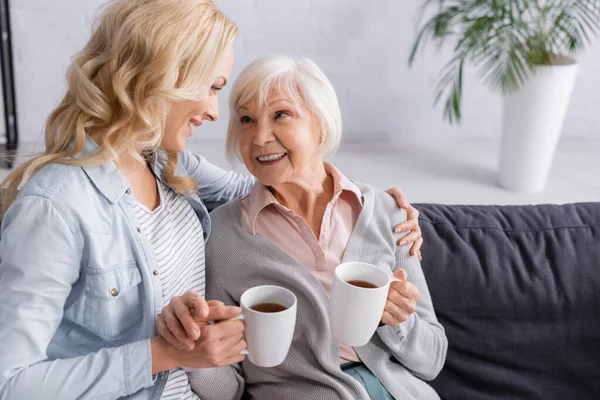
left=330, top=261, right=400, bottom=347
left=235, top=285, right=297, bottom=367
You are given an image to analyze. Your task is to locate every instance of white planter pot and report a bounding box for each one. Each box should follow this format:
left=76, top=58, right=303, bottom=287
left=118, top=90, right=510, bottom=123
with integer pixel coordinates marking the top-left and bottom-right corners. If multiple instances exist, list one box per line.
left=498, top=60, right=579, bottom=193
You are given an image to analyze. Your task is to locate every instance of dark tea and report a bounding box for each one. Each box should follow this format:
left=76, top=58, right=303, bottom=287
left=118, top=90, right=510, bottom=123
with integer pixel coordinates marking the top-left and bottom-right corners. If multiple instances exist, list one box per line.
left=251, top=302, right=288, bottom=313
left=346, top=279, right=379, bottom=289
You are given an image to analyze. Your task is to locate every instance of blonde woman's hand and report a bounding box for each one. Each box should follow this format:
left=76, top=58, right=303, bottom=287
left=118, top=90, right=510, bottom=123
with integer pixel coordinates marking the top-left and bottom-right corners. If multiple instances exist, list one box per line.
left=385, top=187, right=423, bottom=261
left=155, top=290, right=240, bottom=350
left=152, top=316, right=246, bottom=372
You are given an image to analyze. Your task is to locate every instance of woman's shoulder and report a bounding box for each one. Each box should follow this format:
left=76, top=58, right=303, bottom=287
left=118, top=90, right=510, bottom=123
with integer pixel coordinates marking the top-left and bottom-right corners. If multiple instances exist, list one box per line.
left=204, top=199, right=247, bottom=264
left=19, top=162, right=83, bottom=200
left=1, top=164, right=83, bottom=231
left=14, top=162, right=107, bottom=222
left=352, top=181, right=408, bottom=224
left=208, top=198, right=243, bottom=229
left=354, top=181, right=405, bottom=208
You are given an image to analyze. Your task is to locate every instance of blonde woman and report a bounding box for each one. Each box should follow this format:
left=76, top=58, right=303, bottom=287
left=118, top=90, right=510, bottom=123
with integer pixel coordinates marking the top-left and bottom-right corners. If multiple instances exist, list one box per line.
left=158, top=56, right=446, bottom=400
left=0, top=1, right=422, bottom=399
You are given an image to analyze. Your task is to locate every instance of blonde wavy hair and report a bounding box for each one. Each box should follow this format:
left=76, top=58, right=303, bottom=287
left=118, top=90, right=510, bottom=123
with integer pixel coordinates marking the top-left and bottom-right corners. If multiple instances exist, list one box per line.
left=1, top=0, right=237, bottom=213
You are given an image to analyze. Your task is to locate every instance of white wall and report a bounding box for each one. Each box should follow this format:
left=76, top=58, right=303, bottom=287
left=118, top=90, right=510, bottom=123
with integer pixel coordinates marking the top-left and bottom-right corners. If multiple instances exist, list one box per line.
left=10, top=0, right=600, bottom=144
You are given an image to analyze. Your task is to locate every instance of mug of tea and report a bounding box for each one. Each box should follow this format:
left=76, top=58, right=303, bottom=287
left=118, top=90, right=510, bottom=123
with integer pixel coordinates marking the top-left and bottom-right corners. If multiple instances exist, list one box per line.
left=330, top=261, right=400, bottom=347
left=235, top=285, right=297, bottom=367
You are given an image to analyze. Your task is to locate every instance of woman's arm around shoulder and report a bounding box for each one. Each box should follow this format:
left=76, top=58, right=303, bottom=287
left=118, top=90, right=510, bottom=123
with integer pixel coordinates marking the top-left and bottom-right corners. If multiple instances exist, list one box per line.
left=179, top=150, right=255, bottom=210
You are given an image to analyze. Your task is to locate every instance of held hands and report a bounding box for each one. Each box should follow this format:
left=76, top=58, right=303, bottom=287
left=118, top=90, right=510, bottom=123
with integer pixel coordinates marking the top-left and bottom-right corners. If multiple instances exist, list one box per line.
left=153, top=291, right=246, bottom=371
left=381, top=269, right=421, bottom=328
left=385, top=188, right=423, bottom=261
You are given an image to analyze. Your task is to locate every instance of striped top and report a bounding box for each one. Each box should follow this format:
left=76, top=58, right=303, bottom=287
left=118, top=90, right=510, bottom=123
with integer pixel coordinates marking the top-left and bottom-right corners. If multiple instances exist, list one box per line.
left=132, top=180, right=205, bottom=400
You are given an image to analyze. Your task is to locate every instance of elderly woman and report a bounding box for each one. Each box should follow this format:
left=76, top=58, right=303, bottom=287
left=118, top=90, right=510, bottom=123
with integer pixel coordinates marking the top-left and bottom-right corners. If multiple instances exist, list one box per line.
left=157, top=56, right=447, bottom=400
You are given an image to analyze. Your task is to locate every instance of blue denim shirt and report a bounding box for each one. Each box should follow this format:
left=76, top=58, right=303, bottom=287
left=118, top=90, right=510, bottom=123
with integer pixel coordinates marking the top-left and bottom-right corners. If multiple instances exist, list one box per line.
left=0, top=138, right=254, bottom=399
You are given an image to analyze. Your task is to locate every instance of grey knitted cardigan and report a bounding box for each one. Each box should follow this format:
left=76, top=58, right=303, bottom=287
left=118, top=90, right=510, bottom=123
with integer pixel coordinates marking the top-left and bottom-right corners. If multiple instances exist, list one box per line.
left=189, top=182, right=447, bottom=399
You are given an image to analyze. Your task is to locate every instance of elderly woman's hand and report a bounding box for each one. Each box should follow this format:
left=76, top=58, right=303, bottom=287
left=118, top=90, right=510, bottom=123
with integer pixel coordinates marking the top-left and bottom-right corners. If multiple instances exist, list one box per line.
left=385, top=187, right=423, bottom=261
left=381, top=269, right=421, bottom=327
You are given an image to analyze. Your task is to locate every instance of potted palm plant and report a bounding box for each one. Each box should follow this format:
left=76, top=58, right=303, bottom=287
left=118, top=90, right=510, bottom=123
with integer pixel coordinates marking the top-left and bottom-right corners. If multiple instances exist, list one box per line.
left=409, top=0, right=600, bottom=193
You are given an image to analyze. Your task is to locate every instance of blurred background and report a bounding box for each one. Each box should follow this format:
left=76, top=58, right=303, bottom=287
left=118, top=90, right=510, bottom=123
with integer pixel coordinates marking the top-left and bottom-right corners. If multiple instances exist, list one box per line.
left=2, top=0, right=599, bottom=204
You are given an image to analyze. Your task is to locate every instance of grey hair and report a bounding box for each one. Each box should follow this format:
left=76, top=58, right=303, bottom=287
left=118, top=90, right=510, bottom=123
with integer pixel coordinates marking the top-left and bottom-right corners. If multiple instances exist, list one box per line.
left=225, top=55, right=342, bottom=161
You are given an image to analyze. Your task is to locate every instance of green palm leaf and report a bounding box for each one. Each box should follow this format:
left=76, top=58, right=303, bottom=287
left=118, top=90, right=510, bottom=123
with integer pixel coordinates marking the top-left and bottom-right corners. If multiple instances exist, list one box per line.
left=409, top=0, right=600, bottom=124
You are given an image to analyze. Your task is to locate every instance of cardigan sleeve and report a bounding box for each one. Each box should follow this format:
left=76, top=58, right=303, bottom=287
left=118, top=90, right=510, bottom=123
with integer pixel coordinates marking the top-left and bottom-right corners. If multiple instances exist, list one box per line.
left=375, top=236, right=448, bottom=381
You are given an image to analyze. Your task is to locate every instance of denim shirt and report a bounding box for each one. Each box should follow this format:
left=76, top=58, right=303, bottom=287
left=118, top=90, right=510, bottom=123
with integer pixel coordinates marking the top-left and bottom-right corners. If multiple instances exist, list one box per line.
left=0, top=138, right=255, bottom=400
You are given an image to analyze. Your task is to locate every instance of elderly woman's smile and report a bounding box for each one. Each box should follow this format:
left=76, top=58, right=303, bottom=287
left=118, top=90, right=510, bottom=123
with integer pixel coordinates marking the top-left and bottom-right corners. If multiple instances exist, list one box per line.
left=236, top=96, right=324, bottom=188
left=256, top=152, right=287, bottom=164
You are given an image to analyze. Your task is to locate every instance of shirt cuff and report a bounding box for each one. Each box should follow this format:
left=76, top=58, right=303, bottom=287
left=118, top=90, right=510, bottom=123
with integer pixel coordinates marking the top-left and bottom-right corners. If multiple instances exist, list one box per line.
left=376, top=314, right=417, bottom=352
left=123, top=339, right=155, bottom=395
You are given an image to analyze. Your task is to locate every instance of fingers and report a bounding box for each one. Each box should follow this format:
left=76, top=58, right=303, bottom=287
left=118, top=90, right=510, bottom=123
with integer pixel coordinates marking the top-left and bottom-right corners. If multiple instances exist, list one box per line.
left=213, top=320, right=245, bottom=339
left=172, top=299, right=201, bottom=341
left=230, top=337, right=247, bottom=354
left=398, top=229, right=420, bottom=246
left=381, top=310, right=398, bottom=327
left=198, top=320, right=245, bottom=362
left=405, top=205, right=420, bottom=221
left=390, top=280, right=421, bottom=302
left=156, top=292, right=208, bottom=350
left=385, top=188, right=409, bottom=209
left=393, top=219, right=417, bottom=234
left=393, top=269, right=408, bottom=281
left=206, top=305, right=242, bottom=322
left=219, top=352, right=246, bottom=368
left=394, top=221, right=421, bottom=252
left=156, top=313, right=186, bottom=350
left=382, top=299, right=412, bottom=326
left=163, top=306, right=195, bottom=350
left=217, top=323, right=246, bottom=353
left=397, top=229, right=423, bottom=258
left=391, top=199, right=423, bottom=258
left=201, top=320, right=244, bottom=347
left=409, top=237, right=424, bottom=257
left=181, top=291, right=210, bottom=319
left=206, top=300, right=225, bottom=307
left=384, top=282, right=419, bottom=327
left=394, top=204, right=419, bottom=229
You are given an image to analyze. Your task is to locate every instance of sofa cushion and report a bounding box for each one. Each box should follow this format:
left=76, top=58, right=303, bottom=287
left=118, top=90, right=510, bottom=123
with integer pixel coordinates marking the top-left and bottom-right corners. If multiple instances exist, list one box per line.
left=416, top=203, right=600, bottom=399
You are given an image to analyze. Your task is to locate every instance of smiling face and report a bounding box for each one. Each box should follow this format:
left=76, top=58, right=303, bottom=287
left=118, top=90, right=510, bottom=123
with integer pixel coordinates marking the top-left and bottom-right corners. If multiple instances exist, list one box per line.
left=161, top=45, right=234, bottom=153
left=237, top=93, right=324, bottom=187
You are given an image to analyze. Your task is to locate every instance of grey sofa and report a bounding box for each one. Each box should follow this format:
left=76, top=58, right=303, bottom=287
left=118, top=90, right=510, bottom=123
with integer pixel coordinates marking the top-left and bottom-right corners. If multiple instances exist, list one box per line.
left=416, top=203, right=600, bottom=400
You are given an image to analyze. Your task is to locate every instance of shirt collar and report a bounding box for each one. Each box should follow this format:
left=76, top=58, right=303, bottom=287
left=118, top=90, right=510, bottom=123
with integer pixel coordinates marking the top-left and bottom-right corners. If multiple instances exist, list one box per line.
left=78, top=136, right=168, bottom=204
left=243, top=182, right=279, bottom=234
left=324, top=162, right=363, bottom=205
left=243, top=162, right=363, bottom=234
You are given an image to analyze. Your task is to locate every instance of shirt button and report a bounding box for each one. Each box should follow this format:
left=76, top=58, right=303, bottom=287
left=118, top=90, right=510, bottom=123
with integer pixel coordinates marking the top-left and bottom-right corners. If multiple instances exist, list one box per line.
left=125, top=188, right=131, bottom=195
left=203, top=232, right=207, bottom=240
left=111, top=288, right=119, bottom=297
left=153, top=270, right=159, bottom=276
left=137, top=227, right=142, bottom=233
